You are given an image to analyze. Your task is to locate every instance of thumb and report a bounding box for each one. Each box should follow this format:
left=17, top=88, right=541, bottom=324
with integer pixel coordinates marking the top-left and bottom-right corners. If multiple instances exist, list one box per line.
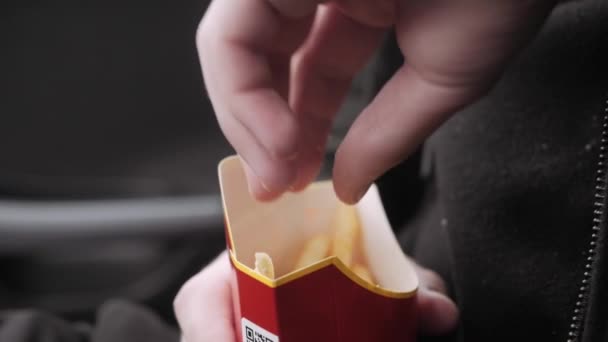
left=174, top=251, right=236, bottom=342
left=415, top=266, right=460, bottom=336
left=333, top=66, right=484, bottom=204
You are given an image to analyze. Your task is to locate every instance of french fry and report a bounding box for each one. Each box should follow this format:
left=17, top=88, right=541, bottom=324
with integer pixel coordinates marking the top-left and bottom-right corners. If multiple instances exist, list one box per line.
left=254, top=252, right=275, bottom=279
left=280, top=202, right=378, bottom=286
left=294, top=233, right=331, bottom=270
left=330, top=203, right=360, bottom=268
left=352, top=263, right=374, bottom=284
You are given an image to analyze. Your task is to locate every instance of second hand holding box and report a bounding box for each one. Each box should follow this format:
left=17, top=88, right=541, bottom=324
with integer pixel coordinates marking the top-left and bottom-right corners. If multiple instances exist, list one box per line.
left=219, top=156, right=419, bottom=342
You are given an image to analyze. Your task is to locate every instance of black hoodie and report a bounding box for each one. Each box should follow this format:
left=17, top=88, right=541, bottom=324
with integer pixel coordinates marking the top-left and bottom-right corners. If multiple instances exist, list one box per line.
left=396, top=1, right=608, bottom=340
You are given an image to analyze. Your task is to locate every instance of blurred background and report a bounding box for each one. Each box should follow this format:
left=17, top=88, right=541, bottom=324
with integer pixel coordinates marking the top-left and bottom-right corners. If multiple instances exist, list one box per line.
left=0, top=0, right=414, bottom=325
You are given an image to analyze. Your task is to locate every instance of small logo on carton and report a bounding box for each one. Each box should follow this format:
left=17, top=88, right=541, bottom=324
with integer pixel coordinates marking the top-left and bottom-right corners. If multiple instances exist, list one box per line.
left=242, top=318, right=279, bottom=342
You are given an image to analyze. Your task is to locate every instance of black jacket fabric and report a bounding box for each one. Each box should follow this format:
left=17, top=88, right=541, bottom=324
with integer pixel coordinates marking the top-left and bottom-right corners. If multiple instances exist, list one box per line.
left=399, top=1, right=608, bottom=341
left=2, top=1, right=608, bottom=342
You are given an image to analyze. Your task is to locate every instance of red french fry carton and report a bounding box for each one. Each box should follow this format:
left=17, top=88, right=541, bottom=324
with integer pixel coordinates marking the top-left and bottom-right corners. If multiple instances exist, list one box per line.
left=218, top=156, right=419, bottom=342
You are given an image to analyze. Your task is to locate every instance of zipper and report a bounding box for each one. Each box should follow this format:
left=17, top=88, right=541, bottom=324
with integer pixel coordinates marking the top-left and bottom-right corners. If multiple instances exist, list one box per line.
left=566, top=97, right=608, bottom=342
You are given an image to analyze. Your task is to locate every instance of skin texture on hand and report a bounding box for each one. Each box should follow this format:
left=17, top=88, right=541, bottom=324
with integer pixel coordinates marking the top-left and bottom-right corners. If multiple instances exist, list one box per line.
left=174, top=251, right=459, bottom=341
left=197, top=0, right=556, bottom=204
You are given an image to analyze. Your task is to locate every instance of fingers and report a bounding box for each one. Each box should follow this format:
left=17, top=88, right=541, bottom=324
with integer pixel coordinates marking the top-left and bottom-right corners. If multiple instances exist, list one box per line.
left=289, top=4, right=386, bottom=190
left=331, top=1, right=556, bottom=204
left=413, top=263, right=459, bottom=336
left=199, top=0, right=389, bottom=198
left=333, top=66, right=485, bottom=203
left=417, top=287, right=460, bottom=336
left=242, top=159, right=284, bottom=201
left=198, top=0, right=313, bottom=199
left=174, top=251, right=235, bottom=342
left=417, top=267, right=448, bottom=294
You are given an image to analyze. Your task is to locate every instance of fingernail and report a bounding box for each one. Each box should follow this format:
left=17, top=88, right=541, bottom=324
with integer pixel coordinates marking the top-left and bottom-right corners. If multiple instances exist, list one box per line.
left=243, top=162, right=272, bottom=194
left=260, top=180, right=271, bottom=193
left=246, top=177, right=270, bottom=196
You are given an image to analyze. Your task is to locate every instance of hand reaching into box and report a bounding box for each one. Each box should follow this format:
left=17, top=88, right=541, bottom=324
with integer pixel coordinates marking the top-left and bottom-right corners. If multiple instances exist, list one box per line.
left=196, top=0, right=555, bottom=204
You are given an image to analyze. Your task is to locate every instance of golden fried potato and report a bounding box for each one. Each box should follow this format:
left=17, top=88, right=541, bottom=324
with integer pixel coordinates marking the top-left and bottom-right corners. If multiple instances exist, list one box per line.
left=330, top=203, right=360, bottom=268
left=254, top=252, right=275, bottom=279
left=352, top=263, right=374, bottom=284
left=294, top=233, right=331, bottom=270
